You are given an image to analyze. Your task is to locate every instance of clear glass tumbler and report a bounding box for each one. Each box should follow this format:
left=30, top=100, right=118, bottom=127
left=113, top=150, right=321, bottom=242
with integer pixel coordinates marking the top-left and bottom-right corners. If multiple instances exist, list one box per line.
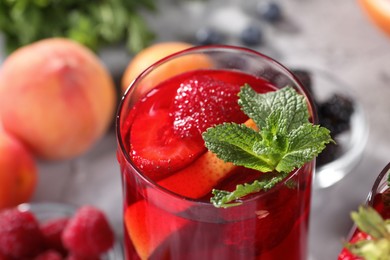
left=367, top=162, right=390, bottom=218
left=116, top=45, right=317, bottom=260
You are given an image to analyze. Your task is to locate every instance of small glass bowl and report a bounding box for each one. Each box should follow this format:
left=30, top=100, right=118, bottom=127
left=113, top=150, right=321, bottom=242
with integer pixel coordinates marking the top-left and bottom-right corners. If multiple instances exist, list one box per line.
left=292, top=68, right=369, bottom=189
left=17, top=202, right=123, bottom=260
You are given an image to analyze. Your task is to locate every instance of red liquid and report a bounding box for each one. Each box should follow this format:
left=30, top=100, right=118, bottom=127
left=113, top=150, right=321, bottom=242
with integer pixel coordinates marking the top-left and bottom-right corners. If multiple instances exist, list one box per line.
left=117, top=69, right=313, bottom=260
left=371, top=190, right=390, bottom=219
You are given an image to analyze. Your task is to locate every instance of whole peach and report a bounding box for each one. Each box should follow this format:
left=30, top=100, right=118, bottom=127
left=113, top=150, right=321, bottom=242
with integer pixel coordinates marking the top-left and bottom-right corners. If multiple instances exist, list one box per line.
left=0, top=38, right=116, bottom=160
left=0, top=125, right=37, bottom=210
left=121, top=42, right=212, bottom=99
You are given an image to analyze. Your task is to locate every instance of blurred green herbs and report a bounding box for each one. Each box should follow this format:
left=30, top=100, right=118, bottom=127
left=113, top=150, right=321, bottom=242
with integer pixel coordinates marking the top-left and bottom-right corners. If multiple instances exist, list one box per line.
left=0, top=0, right=156, bottom=54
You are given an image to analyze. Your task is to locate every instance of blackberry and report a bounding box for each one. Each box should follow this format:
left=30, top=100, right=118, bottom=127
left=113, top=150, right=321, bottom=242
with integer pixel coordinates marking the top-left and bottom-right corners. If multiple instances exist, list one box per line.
left=319, top=94, right=354, bottom=123
left=318, top=116, right=350, bottom=137
left=317, top=94, right=354, bottom=137
left=316, top=142, right=340, bottom=167
left=240, top=24, right=263, bottom=46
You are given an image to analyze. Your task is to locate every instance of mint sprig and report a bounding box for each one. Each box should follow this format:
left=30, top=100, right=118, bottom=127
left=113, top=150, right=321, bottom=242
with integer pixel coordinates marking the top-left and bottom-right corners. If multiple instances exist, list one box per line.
left=345, top=206, right=390, bottom=259
left=203, top=85, right=333, bottom=208
left=211, top=172, right=290, bottom=208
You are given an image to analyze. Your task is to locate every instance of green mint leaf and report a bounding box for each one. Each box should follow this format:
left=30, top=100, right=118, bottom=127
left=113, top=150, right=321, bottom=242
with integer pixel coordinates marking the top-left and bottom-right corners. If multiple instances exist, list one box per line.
left=203, top=123, right=275, bottom=172
left=351, top=206, right=390, bottom=239
left=203, top=85, right=333, bottom=207
left=211, top=172, right=290, bottom=208
left=348, top=239, right=390, bottom=260
left=345, top=206, right=390, bottom=260
left=275, top=123, right=332, bottom=172
left=238, top=84, right=309, bottom=132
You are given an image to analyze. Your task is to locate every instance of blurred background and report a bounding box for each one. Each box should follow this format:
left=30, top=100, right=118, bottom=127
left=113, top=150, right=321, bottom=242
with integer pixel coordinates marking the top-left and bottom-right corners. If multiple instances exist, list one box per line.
left=0, top=0, right=389, bottom=259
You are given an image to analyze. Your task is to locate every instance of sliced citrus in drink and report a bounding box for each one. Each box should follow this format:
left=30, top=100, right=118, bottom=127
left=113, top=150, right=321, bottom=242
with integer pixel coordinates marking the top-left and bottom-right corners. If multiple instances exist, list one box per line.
left=124, top=201, right=188, bottom=260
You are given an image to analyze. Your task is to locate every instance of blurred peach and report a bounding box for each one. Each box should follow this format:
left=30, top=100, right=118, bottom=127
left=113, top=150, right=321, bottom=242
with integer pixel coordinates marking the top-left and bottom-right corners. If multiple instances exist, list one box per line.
left=359, top=0, right=390, bottom=37
left=0, top=124, right=37, bottom=210
left=121, top=42, right=212, bottom=99
left=0, top=38, right=116, bottom=160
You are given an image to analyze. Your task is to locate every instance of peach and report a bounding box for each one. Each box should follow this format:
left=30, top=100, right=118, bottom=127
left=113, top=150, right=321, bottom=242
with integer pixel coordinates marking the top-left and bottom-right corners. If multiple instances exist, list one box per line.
left=121, top=41, right=212, bottom=99
left=0, top=125, right=37, bottom=210
left=0, top=38, right=117, bottom=160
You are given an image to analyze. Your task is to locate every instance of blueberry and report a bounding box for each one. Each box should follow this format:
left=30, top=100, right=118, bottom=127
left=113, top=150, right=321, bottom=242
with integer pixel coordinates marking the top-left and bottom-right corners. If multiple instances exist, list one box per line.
left=195, top=27, right=223, bottom=45
left=240, top=24, right=263, bottom=46
left=257, top=2, right=283, bottom=23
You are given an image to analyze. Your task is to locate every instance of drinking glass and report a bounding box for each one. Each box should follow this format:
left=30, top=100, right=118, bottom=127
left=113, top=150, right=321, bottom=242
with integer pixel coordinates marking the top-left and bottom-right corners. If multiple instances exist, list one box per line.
left=339, top=162, right=390, bottom=260
left=366, top=162, right=390, bottom=218
left=116, top=45, right=317, bottom=260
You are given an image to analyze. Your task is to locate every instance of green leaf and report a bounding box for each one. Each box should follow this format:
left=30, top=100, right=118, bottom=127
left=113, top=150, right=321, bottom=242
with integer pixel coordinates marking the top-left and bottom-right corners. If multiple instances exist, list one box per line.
left=211, top=172, right=290, bottom=208
left=204, top=85, right=333, bottom=207
left=345, top=206, right=390, bottom=260
left=238, top=85, right=309, bottom=132
left=276, top=123, right=332, bottom=173
left=126, top=13, right=155, bottom=53
left=348, top=239, right=390, bottom=260
left=203, top=123, right=274, bottom=172
left=351, top=206, right=390, bottom=240
left=0, top=0, right=156, bottom=54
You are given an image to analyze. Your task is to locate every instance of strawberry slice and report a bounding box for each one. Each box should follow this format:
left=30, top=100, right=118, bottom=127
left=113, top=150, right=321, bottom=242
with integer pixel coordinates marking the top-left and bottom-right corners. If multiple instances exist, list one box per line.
left=172, top=75, right=247, bottom=138
left=130, top=108, right=205, bottom=180
left=125, top=200, right=188, bottom=260
left=126, top=119, right=258, bottom=259
left=158, top=119, right=258, bottom=199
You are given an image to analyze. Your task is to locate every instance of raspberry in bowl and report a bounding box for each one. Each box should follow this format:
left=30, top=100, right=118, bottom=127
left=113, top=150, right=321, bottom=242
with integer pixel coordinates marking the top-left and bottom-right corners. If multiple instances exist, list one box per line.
left=0, top=202, right=122, bottom=259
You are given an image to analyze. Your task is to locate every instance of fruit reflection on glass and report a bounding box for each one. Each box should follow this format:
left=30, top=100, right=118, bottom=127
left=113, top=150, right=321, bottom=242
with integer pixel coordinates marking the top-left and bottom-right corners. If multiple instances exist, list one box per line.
left=338, top=162, right=390, bottom=260
left=116, top=45, right=332, bottom=259
left=359, top=0, right=390, bottom=37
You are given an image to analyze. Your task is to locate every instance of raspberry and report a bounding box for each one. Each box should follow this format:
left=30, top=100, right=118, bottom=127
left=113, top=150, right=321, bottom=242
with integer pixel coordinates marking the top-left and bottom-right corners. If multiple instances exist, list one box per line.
left=34, top=250, right=63, bottom=260
left=62, top=206, right=114, bottom=257
left=41, top=217, right=70, bottom=255
left=0, top=208, right=45, bottom=258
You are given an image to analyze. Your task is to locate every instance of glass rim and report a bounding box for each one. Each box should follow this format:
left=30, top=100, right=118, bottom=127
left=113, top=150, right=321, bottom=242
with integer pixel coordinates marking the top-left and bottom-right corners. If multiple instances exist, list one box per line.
left=116, top=44, right=317, bottom=206
left=367, top=161, right=390, bottom=206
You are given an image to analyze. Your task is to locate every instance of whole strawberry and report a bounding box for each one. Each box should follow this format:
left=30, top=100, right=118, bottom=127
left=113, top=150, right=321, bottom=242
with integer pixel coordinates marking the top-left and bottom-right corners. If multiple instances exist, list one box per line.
left=338, top=231, right=369, bottom=260
left=62, top=206, right=114, bottom=257
left=0, top=208, right=45, bottom=258
left=173, top=75, right=246, bottom=138
left=338, top=206, right=390, bottom=260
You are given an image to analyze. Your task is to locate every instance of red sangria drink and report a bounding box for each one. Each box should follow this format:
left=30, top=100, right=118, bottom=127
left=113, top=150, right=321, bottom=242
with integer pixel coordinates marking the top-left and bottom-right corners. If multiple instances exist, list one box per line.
left=367, top=162, right=390, bottom=218
left=338, top=162, right=390, bottom=259
left=116, top=46, right=331, bottom=260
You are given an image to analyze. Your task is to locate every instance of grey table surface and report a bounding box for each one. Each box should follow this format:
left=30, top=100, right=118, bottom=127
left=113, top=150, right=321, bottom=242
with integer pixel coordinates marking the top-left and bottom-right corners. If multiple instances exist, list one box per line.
left=1, top=0, right=390, bottom=259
